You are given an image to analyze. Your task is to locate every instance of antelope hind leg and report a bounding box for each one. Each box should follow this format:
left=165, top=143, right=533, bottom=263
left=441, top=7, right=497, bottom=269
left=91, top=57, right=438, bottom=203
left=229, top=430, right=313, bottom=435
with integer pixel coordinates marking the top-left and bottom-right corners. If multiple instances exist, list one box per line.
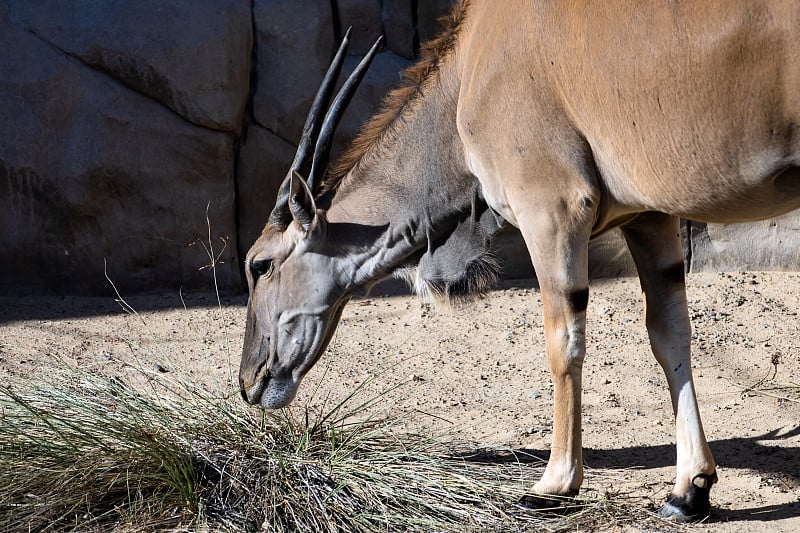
left=622, top=212, right=717, bottom=522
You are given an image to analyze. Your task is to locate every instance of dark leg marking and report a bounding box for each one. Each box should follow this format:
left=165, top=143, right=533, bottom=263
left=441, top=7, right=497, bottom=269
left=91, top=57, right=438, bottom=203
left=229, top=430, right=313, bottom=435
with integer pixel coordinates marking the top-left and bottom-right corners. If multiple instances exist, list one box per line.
left=661, top=261, right=686, bottom=284
left=568, top=288, right=589, bottom=313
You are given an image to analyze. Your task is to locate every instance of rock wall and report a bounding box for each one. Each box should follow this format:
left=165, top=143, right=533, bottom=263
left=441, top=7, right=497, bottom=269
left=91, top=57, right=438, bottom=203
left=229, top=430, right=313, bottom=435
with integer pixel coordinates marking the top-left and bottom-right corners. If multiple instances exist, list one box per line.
left=1, top=0, right=250, bottom=295
left=1, top=1, right=798, bottom=295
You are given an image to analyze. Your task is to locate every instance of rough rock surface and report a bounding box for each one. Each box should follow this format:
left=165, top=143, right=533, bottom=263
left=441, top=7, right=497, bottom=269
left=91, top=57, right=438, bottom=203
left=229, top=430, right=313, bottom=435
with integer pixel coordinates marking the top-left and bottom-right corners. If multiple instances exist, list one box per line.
left=688, top=217, right=800, bottom=272
left=235, top=124, right=297, bottom=254
left=7, top=0, right=252, bottom=133
left=1, top=0, right=798, bottom=296
left=331, top=51, right=413, bottom=158
left=382, top=0, right=416, bottom=59
left=417, top=0, right=456, bottom=44
left=336, top=0, right=384, bottom=55
left=494, top=228, right=637, bottom=280
left=251, top=0, right=336, bottom=142
left=0, top=13, right=239, bottom=295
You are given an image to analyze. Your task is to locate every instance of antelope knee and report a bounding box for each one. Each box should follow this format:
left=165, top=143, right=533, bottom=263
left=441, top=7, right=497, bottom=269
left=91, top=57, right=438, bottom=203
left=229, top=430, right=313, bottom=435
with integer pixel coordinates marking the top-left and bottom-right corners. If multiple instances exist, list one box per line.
left=546, top=320, right=587, bottom=373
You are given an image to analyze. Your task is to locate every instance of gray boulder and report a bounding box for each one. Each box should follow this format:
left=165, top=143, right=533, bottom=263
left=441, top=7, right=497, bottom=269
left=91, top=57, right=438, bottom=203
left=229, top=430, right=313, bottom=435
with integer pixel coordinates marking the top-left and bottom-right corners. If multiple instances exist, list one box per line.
left=7, top=0, right=252, bottom=133
left=335, top=0, right=383, bottom=54
left=2, top=0, right=799, bottom=297
left=0, top=17, right=239, bottom=295
left=494, top=228, right=637, bottom=281
left=236, top=125, right=297, bottom=252
left=687, top=217, right=800, bottom=272
left=417, top=0, right=455, bottom=45
left=382, top=0, right=416, bottom=59
left=252, top=0, right=335, bottom=142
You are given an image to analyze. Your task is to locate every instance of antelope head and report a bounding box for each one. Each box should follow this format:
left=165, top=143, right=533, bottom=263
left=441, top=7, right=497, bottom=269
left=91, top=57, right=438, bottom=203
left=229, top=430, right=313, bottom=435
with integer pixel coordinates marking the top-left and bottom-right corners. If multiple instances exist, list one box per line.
left=239, top=31, right=381, bottom=409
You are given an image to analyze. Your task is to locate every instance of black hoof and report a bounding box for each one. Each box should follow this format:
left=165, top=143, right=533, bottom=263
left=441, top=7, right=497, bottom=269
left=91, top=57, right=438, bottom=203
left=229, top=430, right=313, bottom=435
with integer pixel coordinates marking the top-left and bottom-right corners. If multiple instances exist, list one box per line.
left=515, top=490, right=580, bottom=515
left=658, top=471, right=718, bottom=522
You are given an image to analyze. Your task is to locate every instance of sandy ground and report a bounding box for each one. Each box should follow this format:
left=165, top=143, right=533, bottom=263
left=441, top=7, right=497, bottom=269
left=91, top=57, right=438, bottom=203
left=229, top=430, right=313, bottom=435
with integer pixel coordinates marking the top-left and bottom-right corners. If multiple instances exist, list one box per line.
left=1, top=271, right=799, bottom=532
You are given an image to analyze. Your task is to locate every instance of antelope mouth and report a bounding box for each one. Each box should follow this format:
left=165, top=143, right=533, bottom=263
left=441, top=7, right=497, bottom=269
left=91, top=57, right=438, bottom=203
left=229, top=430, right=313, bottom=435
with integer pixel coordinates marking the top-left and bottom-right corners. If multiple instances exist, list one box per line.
left=244, top=368, right=300, bottom=409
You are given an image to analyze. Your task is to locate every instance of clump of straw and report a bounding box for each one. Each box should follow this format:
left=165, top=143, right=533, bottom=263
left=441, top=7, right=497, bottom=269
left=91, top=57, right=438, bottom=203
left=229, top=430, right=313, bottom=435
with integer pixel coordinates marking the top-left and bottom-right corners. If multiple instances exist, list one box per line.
left=0, top=359, right=678, bottom=532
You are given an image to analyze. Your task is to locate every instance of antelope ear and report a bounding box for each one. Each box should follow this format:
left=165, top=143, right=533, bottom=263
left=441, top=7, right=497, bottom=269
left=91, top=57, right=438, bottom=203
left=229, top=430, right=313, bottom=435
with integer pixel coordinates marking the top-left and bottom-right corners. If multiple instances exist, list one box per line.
left=289, top=171, right=317, bottom=231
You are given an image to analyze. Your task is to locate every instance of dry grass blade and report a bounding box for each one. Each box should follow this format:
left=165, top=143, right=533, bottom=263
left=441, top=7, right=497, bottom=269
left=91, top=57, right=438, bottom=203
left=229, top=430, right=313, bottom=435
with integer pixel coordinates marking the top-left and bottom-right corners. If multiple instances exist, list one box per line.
left=736, top=353, right=800, bottom=405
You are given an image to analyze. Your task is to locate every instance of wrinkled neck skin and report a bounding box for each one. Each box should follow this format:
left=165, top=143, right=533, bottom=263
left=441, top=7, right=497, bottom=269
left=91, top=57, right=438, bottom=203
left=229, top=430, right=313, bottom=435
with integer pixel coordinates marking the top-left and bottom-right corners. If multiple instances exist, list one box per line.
left=319, top=60, right=480, bottom=292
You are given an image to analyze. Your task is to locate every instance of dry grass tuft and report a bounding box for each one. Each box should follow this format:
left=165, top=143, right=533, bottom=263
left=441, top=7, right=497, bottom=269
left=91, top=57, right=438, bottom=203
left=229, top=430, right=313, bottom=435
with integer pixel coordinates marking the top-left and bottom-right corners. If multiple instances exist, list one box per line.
left=0, top=359, right=686, bottom=532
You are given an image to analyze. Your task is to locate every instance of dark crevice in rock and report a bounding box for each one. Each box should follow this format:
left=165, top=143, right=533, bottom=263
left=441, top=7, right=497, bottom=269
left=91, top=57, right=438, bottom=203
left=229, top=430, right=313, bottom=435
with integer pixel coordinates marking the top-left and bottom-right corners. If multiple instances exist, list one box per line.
left=234, top=0, right=262, bottom=287
left=261, top=125, right=297, bottom=149
left=411, top=0, right=420, bottom=56
left=685, top=220, right=694, bottom=273
left=24, top=26, right=229, bottom=135
left=379, top=0, right=386, bottom=43
left=241, top=111, right=288, bottom=145
left=330, top=0, right=342, bottom=43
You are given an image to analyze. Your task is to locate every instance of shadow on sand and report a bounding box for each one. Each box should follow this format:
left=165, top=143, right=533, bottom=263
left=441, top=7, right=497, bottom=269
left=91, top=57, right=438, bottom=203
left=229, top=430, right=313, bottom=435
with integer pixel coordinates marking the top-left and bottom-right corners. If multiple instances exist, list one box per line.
left=0, top=278, right=426, bottom=325
left=460, top=426, right=800, bottom=523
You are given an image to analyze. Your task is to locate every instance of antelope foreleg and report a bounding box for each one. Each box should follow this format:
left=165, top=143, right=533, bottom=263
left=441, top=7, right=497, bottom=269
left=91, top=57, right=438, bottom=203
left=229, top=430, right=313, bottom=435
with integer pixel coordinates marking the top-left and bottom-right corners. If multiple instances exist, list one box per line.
left=534, top=287, right=588, bottom=496
left=516, top=208, right=594, bottom=507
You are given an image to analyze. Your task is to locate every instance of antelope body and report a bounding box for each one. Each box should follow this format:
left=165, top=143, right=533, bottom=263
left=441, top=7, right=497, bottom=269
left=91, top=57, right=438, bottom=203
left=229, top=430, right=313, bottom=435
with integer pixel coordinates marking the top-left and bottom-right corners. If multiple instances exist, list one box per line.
left=240, top=0, right=800, bottom=521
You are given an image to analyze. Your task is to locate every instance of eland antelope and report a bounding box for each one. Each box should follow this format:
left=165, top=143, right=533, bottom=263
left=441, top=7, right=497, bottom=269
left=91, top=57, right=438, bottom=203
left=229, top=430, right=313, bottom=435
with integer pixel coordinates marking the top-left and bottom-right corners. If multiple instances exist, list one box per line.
left=239, top=0, right=800, bottom=521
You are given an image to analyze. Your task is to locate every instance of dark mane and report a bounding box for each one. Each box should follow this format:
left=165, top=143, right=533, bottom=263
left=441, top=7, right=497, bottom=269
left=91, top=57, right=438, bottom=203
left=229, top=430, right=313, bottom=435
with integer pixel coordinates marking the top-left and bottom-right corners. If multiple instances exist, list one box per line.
left=322, top=0, right=471, bottom=191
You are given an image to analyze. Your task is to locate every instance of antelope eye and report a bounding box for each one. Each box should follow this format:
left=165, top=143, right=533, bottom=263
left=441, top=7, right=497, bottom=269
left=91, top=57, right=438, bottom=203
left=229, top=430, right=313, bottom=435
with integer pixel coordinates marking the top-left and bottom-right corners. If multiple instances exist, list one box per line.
left=250, top=258, right=274, bottom=279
